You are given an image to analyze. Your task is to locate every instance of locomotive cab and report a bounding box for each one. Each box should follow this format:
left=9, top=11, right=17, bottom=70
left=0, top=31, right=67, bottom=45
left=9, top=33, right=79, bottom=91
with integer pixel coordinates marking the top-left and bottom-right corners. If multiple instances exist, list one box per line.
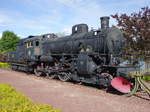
left=24, top=35, right=43, bottom=61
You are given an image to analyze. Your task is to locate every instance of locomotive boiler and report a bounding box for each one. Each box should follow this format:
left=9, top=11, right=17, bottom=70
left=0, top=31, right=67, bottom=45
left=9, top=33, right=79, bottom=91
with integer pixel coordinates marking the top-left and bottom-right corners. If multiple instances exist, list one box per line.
left=8, top=16, right=131, bottom=92
left=43, top=17, right=124, bottom=55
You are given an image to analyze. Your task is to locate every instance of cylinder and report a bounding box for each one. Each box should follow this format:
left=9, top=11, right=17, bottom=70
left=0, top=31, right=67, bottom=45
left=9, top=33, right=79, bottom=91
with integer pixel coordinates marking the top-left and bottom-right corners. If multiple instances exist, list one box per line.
left=100, top=16, right=110, bottom=29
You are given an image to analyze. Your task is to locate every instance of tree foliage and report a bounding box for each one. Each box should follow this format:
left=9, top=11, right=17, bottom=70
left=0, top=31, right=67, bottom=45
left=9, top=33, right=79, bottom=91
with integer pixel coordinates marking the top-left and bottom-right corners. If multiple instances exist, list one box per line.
left=111, top=7, right=150, bottom=57
left=0, top=31, right=20, bottom=53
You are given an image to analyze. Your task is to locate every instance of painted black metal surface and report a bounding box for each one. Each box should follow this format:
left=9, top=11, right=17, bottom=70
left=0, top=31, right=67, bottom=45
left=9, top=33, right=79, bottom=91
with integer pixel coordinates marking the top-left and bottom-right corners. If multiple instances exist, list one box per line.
left=7, top=16, right=126, bottom=88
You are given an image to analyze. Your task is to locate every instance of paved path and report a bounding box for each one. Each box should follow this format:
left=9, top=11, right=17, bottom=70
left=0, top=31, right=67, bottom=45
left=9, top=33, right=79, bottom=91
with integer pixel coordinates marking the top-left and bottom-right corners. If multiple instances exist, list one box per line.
left=0, top=69, right=149, bottom=112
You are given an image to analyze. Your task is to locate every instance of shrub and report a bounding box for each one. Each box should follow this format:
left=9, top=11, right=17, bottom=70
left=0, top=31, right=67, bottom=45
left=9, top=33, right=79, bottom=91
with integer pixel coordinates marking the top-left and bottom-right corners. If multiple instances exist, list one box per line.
left=142, top=76, right=150, bottom=81
left=0, top=84, right=62, bottom=112
left=0, top=62, right=10, bottom=68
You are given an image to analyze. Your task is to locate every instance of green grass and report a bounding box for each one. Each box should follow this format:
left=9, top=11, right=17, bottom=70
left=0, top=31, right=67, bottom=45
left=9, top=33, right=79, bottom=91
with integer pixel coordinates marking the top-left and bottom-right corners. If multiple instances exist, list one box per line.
left=0, top=84, right=62, bottom=112
left=128, top=69, right=150, bottom=81
left=142, top=76, right=150, bottom=81
left=0, top=62, right=10, bottom=68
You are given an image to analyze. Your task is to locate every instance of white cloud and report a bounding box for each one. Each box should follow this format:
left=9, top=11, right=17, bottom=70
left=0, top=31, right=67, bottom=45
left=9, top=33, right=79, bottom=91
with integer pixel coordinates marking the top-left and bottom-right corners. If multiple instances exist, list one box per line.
left=0, top=17, right=9, bottom=24
left=0, top=10, right=53, bottom=31
left=6, top=0, right=115, bottom=34
left=0, top=11, right=13, bottom=27
left=110, top=0, right=150, bottom=6
left=56, top=0, right=83, bottom=5
left=17, top=34, right=26, bottom=38
left=0, top=32, right=2, bottom=38
left=63, top=0, right=107, bottom=28
left=63, top=27, right=72, bottom=35
left=0, top=0, right=149, bottom=37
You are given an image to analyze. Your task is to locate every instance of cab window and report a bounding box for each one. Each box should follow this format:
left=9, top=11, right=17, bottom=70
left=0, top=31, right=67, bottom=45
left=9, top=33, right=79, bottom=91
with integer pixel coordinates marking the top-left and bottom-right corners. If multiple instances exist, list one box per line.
left=30, top=41, right=33, bottom=47
left=94, top=32, right=97, bottom=36
left=26, top=42, right=29, bottom=48
left=26, top=41, right=33, bottom=48
left=36, top=41, right=39, bottom=46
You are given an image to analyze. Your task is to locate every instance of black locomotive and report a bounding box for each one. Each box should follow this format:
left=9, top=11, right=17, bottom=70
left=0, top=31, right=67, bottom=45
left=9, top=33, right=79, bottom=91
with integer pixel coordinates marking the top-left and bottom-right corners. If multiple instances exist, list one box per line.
left=8, top=16, right=128, bottom=89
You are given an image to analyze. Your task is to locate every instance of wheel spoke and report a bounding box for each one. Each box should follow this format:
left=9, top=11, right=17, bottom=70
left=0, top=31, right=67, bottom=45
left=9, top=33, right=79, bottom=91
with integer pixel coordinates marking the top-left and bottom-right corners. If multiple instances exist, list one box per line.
left=34, top=66, right=42, bottom=77
left=46, top=73, right=57, bottom=79
left=58, top=72, right=71, bottom=81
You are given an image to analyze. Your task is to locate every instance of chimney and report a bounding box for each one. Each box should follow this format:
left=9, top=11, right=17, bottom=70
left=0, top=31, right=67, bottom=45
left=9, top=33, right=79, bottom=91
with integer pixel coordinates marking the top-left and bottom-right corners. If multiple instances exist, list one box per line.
left=100, top=16, right=110, bottom=29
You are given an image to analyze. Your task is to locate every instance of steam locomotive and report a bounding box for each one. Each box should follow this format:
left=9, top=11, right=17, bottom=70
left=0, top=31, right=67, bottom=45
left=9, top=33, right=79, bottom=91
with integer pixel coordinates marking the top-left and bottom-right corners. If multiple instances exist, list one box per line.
left=8, top=17, right=132, bottom=92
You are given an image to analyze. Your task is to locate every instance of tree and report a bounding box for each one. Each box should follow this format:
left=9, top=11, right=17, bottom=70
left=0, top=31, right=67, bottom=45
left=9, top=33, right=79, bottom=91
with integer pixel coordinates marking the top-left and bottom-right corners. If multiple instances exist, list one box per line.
left=111, top=7, right=150, bottom=58
left=0, top=31, right=20, bottom=53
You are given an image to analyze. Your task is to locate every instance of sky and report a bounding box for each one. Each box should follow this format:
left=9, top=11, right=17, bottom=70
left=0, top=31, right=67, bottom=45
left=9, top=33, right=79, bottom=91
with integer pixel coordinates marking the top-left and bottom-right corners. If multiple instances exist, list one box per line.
left=0, top=0, right=150, bottom=38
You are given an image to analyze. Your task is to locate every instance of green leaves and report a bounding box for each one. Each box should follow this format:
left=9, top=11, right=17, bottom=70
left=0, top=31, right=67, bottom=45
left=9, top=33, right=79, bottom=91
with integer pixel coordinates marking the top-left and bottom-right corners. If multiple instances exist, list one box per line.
left=0, top=31, right=20, bottom=53
left=112, top=7, right=150, bottom=57
left=142, top=76, right=150, bottom=81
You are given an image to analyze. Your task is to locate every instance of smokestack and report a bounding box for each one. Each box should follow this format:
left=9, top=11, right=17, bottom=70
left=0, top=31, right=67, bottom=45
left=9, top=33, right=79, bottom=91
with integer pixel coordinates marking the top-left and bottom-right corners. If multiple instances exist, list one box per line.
left=100, top=16, right=110, bottom=29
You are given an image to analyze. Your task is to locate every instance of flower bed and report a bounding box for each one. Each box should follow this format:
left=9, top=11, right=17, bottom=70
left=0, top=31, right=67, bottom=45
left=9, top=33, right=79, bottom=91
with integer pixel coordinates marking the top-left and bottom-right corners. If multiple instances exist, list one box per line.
left=0, top=62, right=10, bottom=68
left=0, top=84, right=62, bottom=112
